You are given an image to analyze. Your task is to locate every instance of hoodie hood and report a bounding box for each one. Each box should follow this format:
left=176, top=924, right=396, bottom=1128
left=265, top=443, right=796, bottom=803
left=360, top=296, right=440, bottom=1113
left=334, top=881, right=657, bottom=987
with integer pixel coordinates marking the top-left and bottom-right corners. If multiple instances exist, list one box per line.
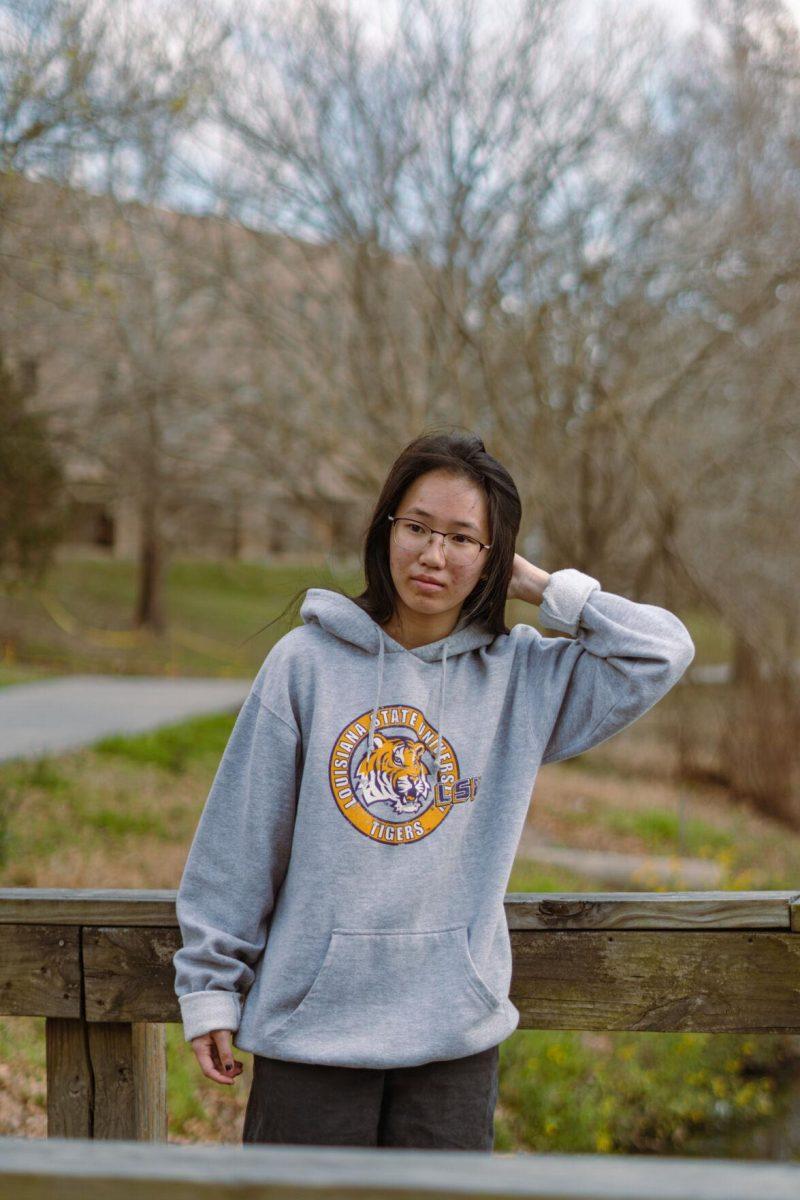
left=300, top=587, right=496, bottom=790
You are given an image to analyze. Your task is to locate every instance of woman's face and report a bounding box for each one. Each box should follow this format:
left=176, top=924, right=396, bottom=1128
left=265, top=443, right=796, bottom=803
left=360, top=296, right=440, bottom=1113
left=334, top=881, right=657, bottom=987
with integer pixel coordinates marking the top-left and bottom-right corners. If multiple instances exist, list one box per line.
left=387, top=468, right=491, bottom=623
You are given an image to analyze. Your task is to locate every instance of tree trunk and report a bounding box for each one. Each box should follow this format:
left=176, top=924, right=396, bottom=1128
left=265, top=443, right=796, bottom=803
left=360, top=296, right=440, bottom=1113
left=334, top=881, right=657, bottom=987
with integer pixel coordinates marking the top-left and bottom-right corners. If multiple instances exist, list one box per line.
left=133, top=479, right=166, bottom=633
left=720, top=633, right=800, bottom=827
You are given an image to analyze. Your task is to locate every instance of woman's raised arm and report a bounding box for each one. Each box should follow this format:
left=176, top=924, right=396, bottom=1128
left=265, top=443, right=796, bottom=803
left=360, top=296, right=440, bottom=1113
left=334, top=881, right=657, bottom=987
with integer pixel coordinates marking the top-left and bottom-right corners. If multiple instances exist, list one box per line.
left=512, top=561, right=695, bottom=766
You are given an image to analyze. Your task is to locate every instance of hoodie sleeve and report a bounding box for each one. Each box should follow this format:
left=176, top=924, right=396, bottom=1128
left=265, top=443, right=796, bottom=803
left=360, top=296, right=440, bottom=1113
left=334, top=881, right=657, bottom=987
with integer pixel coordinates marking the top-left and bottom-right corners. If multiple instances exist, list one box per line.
left=172, top=653, right=301, bottom=1042
left=528, top=567, right=695, bottom=766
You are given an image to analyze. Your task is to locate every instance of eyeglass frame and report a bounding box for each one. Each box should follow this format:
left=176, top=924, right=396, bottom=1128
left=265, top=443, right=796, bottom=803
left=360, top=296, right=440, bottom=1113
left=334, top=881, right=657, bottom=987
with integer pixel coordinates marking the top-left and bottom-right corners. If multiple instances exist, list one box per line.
left=387, top=513, right=492, bottom=561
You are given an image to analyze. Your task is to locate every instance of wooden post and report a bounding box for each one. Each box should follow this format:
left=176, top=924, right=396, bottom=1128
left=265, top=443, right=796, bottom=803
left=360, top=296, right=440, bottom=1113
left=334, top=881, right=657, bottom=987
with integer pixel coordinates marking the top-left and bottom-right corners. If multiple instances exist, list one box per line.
left=87, top=1021, right=167, bottom=1141
left=132, top=1022, right=168, bottom=1142
left=45, top=1017, right=167, bottom=1140
left=45, top=1017, right=93, bottom=1138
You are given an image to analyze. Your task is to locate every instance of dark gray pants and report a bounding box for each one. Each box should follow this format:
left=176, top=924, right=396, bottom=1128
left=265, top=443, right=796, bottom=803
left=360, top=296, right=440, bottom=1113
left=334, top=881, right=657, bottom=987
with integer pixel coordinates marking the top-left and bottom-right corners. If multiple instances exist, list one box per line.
left=242, top=1043, right=500, bottom=1151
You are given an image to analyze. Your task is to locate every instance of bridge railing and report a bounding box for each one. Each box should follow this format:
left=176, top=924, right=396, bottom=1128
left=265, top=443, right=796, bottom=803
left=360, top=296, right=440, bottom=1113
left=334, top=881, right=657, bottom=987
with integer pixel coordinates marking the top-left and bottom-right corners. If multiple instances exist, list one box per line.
left=3, top=1134, right=800, bottom=1199
left=2, top=887, right=799, bottom=1141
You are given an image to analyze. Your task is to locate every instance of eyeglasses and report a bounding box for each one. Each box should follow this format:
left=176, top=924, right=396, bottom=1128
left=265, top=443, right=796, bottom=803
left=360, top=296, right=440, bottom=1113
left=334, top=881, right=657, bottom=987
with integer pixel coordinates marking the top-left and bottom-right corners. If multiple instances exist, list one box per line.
left=388, top=514, right=491, bottom=565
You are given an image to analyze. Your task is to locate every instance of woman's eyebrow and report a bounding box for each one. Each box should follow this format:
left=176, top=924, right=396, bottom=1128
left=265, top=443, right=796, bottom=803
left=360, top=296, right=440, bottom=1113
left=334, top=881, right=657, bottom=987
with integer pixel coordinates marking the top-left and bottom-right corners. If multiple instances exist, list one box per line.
left=404, top=506, right=482, bottom=534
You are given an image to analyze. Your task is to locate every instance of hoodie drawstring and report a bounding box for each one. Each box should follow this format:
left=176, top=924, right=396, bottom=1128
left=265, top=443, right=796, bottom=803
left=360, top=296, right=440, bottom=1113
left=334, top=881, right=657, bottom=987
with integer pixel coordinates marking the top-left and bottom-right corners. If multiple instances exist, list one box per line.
left=368, top=628, right=386, bottom=754
left=434, top=639, right=449, bottom=793
left=368, top=627, right=450, bottom=798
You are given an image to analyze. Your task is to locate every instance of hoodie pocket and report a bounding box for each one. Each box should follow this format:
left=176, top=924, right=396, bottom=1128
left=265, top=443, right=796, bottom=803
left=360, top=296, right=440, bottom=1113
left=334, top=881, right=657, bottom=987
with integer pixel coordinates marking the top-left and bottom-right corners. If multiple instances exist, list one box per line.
left=267, top=924, right=503, bottom=1058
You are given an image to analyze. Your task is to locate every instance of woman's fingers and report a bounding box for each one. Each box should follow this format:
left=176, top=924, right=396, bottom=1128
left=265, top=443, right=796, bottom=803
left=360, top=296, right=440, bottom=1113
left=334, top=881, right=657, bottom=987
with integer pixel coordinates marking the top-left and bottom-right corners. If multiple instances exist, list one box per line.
left=192, top=1030, right=245, bottom=1085
left=211, top=1029, right=240, bottom=1075
left=194, top=1036, right=232, bottom=1084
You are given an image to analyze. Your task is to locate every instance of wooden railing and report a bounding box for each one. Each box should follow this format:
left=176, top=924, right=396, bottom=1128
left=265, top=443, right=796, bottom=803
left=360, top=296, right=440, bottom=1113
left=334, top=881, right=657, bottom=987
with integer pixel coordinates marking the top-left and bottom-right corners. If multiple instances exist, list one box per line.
left=2, top=887, right=800, bottom=1141
left=3, top=1134, right=800, bottom=1198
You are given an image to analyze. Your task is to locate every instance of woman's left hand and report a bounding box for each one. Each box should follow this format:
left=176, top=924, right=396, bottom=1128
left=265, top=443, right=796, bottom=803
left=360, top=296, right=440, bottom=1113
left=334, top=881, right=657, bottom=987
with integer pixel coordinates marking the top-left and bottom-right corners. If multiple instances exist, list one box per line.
left=506, top=552, right=551, bottom=605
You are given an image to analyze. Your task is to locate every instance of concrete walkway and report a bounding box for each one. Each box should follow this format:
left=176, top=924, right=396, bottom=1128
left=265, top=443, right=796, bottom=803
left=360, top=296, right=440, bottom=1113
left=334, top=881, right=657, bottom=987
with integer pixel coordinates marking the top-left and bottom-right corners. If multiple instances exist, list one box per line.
left=0, top=675, right=252, bottom=762
left=515, top=828, right=723, bottom=888
left=690, top=660, right=800, bottom=684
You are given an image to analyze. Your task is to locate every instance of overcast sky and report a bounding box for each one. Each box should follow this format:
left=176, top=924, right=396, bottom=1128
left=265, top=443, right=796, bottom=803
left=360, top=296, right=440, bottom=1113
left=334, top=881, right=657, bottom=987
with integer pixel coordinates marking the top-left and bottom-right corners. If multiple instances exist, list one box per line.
left=655, top=0, right=800, bottom=28
left=344, top=0, right=800, bottom=36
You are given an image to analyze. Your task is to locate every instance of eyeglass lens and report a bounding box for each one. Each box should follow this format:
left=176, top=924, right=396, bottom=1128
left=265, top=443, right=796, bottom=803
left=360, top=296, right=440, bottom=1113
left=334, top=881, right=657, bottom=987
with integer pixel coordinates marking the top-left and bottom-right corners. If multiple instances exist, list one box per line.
left=393, top=518, right=480, bottom=563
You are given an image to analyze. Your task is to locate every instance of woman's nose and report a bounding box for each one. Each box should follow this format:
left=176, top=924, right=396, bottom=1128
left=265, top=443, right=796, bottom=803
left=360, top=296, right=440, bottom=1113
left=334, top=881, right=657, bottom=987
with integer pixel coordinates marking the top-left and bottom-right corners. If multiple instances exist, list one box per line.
left=419, top=534, right=447, bottom=566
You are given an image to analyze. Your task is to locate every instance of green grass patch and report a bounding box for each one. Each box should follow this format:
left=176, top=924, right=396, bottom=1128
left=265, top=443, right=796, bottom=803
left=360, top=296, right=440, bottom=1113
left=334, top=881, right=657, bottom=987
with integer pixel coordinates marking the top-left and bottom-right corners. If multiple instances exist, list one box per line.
left=496, top=1028, right=788, bottom=1154
left=0, top=758, right=74, bottom=866
left=0, top=664, right=54, bottom=688
left=553, top=797, right=737, bottom=858
left=14, top=757, right=72, bottom=794
left=0, top=1015, right=46, bottom=1087
left=166, top=1023, right=213, bottom=1136
left=0, top=712, right=241, bottom=870
left=79, top=804, right=171, bottom=840
left=0, top=556, right=364, bottom=678
left=95, top=711, right=237, bottom=774
left=508, top=858, right=595, bottom=892
left=602, top=809, right=736, bottom=855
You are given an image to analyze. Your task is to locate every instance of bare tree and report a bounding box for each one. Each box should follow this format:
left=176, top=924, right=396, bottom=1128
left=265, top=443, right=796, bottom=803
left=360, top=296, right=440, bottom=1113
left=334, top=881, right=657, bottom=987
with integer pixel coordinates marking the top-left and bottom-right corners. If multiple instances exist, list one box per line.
left=207, top=0, right=651, bottom=510
left=1, top=0, right=231, bottom=630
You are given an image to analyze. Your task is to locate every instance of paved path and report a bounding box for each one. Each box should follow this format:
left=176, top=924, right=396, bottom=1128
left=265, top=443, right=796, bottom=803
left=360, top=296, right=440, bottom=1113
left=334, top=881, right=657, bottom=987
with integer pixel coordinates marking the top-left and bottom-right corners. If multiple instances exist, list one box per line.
left=0, top=675, right=252, bottom=762
left=690, top=661, right=800, bottom=684
left=515, top=828, right=723, bottom=888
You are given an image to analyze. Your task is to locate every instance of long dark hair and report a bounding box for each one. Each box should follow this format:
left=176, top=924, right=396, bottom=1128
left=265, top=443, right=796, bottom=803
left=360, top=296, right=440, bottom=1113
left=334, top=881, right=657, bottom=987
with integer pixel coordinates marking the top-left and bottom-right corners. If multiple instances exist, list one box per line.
left=240, top=426, right=522, bottom=647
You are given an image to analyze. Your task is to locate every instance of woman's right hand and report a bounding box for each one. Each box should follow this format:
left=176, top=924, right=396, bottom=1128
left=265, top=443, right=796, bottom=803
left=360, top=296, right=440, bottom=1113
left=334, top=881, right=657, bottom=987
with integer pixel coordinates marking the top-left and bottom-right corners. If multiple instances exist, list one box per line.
left=191, top=1028, right=245, bottom=1085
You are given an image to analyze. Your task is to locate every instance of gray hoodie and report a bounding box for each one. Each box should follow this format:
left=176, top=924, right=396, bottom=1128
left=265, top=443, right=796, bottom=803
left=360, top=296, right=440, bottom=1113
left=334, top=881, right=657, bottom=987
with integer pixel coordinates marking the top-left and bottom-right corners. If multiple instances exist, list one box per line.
left=173, top=567, right=695, bottom=1068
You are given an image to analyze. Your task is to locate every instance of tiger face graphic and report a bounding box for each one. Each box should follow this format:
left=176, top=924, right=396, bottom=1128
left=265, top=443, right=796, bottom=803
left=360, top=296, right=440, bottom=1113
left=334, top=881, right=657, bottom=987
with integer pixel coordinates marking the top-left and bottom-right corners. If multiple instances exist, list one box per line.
left=355, top=733, right=432, bottom=815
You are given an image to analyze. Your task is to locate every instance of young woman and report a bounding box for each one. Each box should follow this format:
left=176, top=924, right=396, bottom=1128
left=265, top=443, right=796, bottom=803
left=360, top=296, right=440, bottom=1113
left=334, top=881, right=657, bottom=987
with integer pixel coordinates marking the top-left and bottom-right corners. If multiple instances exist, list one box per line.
left=173, top=429, right=695, bottom=1151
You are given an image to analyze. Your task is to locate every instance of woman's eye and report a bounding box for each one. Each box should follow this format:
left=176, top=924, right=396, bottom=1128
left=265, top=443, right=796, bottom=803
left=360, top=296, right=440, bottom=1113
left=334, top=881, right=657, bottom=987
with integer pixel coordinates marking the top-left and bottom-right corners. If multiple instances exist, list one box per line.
left=451, top=534, right=470, bottom=544
left=408, top=523, right=424, bottom=533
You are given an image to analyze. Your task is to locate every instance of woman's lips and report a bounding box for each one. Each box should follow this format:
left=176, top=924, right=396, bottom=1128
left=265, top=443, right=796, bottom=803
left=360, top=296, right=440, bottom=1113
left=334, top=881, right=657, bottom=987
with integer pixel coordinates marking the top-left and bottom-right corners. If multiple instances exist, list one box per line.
left=411, top=576, right=445, bottom=591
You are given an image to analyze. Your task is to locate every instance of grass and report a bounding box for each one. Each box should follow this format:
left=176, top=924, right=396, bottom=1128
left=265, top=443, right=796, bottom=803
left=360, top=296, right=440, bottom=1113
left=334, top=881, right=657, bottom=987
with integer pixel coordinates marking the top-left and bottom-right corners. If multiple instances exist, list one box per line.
left=507, top=858, right=595, bottom=893
left=0, top=665, right=55, bottom=688
left=0, top=555, right=797, bottom=1151
left=0, top=554, right=364, bottom=679
left=607, top=809, right=735, bottom=855
left=554, top=801, right=737, bottom=857
left=495, top=1029, right=790, bottom=1155
left=94, top=712, right=236, bottom=775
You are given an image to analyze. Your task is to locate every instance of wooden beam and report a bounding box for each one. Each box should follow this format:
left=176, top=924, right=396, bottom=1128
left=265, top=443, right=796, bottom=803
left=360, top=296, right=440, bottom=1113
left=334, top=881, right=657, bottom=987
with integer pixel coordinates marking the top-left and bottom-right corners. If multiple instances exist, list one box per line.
left=2, top=888, right=799, bottom=928
left=132, top=1023, right=168, bottom=1143
left=0, top=889, right=178, bottom=926
left=74, top=922, right=800, bottom=1033
left=509, top=929, right=800, bottom=1031
left=2, top=1135, right=800, bottom=1199
left=504, top=890, right=800, bottom=929
left=82, top=928, right=181, bottom=1023
left=0, top=926, right=81, bottom=1017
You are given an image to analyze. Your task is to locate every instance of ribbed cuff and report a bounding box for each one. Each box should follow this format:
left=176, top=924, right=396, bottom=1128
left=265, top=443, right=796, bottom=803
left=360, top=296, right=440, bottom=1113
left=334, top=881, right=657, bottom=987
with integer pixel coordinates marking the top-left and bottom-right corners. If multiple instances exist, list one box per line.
left=178, top=989, right=242, bottom=1043
left=538, top=568, right=601, bottom=636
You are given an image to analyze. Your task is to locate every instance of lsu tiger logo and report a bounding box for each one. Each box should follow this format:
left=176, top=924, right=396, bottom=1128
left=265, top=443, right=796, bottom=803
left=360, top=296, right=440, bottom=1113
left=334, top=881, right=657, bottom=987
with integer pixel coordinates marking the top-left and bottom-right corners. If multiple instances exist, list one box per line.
left=328, top=704, right=481, bottom=845
left=355, top=733, right=431, bottom=815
